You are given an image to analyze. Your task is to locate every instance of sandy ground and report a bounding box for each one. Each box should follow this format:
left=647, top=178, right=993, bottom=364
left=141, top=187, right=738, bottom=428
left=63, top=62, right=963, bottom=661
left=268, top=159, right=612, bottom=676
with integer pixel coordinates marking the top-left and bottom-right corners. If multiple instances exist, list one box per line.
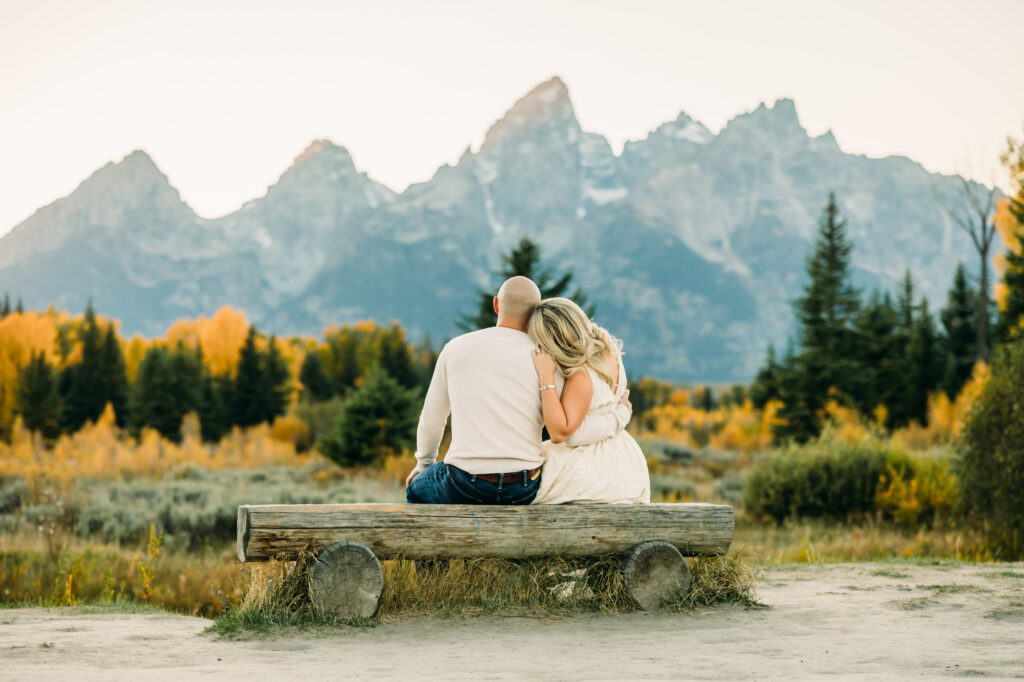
left=2, top=562, right=1023, bottom=681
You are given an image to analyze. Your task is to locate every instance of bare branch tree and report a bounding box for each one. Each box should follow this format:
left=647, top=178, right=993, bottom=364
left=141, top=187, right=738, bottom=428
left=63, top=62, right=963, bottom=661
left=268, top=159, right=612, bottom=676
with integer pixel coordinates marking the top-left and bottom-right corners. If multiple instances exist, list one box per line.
left=935, top=177, right=998, bottom=361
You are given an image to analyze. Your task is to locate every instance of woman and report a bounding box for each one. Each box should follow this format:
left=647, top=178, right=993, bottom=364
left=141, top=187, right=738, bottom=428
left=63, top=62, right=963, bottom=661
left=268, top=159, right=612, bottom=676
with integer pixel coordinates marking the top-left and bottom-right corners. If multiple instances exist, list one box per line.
left=528, top=298, right=650, bottom=504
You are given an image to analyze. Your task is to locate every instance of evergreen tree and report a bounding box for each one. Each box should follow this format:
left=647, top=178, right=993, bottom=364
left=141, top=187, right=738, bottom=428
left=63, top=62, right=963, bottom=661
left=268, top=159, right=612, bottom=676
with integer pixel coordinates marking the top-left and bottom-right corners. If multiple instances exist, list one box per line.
left=775, top=194, right=860, bottom=442
left=15, top=298, right=24, bottom=314
left=198, top=372, right=228, bottom=442
left=98, top=326, right=129, bottom=426
left=299, top=350, right=335, bottom=402
left=887, top=271, right=921, bottom=427
left=318, top=368, right=419, bottom=467
left=851, top=290, right=901, bottom=418
left=128, top=347, right=179, bottom=440
left=941, top=263, right=978, bottom=398
left=168, top=343, right=203, bottom=424
left=750, top=345, right=781, bottom=408
left=907, top=297, right=943, bottom=420
left=0, top=293, right=10, bottom=318
left=14, top=351, right=61, bottom=440
left=230, top=326, right=268, bottom=428
left=61, top=302, right=106, bottom=432
left=458, top=236, right=593, bottom=331
left=129, top=344, right=204, bottom=442
left=264, top=336, right=291, bottom=420
left=227, top=327, right=291, bottom=427
left=772, top=344, right=820, bottom=443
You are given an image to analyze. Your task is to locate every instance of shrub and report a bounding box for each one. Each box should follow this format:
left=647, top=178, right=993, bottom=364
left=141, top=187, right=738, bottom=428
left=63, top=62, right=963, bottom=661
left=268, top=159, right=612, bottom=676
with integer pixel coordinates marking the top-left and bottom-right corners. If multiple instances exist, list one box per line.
left=957, top=341, right=1024, bottom=559
left=744, top=435, right=903, bottom=523
left=874, top=457, right=956, bottom=530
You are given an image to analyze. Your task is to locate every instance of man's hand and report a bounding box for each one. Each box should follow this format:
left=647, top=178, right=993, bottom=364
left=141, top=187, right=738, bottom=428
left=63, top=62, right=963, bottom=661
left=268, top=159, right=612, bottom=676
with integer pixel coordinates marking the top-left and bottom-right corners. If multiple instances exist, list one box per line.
left=619, top=388, right=632, bottom=415
left=405, top=465, right=425, bottom=488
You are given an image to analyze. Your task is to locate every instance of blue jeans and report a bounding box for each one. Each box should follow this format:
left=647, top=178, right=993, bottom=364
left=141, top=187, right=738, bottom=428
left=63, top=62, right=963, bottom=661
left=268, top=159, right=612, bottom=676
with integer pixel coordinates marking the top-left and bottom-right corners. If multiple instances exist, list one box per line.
left=406, top=462, right=541, bottom=505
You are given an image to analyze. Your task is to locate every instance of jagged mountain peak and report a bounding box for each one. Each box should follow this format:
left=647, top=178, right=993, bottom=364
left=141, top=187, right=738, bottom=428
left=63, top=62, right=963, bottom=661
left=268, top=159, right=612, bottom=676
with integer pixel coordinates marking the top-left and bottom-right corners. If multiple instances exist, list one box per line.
left=724, top=97, right=805, bottom=138
left=88, top=148, right=170, bottom=187
left=480, top=76, right=579, bottom=151
left=283, top=139, right=355, bottom=176
left=652, top=111, right=714, bottom=145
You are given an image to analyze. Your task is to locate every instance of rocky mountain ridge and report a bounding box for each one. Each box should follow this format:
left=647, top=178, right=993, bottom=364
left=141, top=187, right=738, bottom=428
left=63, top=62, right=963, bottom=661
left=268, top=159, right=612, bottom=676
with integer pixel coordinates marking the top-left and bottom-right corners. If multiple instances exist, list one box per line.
left=0, top=77, right=991, bottom=381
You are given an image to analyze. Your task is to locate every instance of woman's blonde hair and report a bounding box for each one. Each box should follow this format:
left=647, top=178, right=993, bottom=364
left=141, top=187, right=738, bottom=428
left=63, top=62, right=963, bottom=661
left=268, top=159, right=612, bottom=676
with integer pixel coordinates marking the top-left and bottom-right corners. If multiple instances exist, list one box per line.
left=527, top=297, right=622, bottom=389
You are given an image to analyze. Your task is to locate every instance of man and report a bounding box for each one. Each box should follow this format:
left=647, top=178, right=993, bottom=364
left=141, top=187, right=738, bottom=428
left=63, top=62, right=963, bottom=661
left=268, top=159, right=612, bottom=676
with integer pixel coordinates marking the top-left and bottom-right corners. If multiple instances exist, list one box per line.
left=406, top=276, right=632, bottom=504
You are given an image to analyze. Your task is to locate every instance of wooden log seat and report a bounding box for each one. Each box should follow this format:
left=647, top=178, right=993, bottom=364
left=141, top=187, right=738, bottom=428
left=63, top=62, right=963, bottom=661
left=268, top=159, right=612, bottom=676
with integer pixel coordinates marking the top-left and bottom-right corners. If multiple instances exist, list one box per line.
left=237, top=503, right=735, bottom=618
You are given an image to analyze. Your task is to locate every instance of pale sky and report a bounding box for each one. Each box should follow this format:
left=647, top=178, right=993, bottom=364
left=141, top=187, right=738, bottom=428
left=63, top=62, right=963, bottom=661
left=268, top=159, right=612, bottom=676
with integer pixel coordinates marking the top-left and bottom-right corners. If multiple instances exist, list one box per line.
left=1, top=0, right=1022, bottom=236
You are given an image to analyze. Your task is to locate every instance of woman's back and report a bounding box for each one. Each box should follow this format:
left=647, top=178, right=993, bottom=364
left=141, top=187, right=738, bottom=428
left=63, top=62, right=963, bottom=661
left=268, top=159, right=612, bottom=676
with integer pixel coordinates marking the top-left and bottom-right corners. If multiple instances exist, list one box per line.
left=532, top=354, right=650, bottom=505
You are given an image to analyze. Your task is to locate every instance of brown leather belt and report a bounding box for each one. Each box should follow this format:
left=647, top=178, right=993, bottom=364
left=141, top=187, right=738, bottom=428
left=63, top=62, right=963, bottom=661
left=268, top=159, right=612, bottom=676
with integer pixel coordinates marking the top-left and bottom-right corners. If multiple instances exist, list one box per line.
left=474, top=467, right=542, bottom=484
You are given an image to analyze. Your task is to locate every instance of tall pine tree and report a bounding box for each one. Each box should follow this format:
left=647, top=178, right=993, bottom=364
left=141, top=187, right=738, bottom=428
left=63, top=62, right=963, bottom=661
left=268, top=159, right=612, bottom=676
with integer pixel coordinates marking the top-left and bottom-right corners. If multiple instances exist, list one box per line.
left=230, top=327, right=267, bottom=428
left=750, top=344, right=781, bottom=408
left=265, top=336, right=291, bottom=420
left=61, top=302, right=106, bottom=432
left=299, top=350, right=335, bottom=402
left=128, top=347, right=179, bottom=439
left=14, top=351, right=61, bottom=440
left=228, top=327, right=291, bottom=427
left=773, top=194, right=860, bottom=442
left=458, top=237, right=592, bottom=331
left=941, top=263, right=979, bottom=398
left=851, top=290, right=901, bottom=418
left=98, top=326, right=129, bottom=426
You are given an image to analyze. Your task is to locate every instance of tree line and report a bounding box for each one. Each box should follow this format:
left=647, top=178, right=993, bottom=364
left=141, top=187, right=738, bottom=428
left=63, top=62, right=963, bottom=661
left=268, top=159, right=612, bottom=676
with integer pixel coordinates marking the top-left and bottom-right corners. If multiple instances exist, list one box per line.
left=751, top=187, right=1024, bottom=443
left=10, top=303, right=294, bottom=443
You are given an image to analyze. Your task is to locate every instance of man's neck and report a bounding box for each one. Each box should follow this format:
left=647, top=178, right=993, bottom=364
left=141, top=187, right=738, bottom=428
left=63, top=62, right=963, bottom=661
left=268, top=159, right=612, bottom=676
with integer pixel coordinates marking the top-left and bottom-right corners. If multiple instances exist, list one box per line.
left=496, top=319, right=528, bottom=333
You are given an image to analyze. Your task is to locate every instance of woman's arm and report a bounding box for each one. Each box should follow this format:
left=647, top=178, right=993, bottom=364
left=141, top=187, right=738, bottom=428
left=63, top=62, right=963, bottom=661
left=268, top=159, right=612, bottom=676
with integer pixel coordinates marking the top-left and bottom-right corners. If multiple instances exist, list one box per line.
left=532, top=347, right=593, bottom=443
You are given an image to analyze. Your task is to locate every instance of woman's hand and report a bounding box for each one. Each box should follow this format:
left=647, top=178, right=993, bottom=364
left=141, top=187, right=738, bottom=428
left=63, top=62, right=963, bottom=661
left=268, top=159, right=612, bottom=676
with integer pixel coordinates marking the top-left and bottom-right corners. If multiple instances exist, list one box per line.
left=532, top=345, right=557, bottom=383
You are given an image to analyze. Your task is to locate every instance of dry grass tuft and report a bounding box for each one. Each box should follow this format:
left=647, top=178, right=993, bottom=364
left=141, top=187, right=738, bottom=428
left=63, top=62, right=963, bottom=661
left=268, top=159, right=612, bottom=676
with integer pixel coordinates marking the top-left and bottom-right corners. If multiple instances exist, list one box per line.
left=667, top=552, right=764, bottom=611
left=211, top=550, right=762, bottom=634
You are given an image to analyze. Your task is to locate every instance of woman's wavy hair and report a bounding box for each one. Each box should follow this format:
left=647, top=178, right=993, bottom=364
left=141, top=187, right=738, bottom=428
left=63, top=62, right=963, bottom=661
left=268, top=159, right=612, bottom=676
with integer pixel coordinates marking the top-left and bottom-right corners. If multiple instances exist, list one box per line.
left=527, top=297, right=622, bottom=389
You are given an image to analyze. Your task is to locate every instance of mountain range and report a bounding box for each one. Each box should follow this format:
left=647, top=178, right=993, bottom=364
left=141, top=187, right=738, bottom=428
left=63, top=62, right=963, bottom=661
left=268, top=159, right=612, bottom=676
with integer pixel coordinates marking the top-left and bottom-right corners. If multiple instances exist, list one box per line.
left=0, top=77, right=992, bottom=381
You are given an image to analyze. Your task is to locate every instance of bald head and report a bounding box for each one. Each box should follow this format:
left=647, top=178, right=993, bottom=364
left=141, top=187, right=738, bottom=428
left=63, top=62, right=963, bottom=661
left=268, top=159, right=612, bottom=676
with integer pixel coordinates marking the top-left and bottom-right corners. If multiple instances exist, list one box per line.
left=494, top=276, right=541, bottom=329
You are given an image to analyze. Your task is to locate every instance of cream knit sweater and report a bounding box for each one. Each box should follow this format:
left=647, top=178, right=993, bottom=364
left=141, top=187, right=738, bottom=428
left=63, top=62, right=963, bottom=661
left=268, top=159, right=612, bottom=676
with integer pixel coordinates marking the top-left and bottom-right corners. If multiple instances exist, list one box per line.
left=413, top=326, right=631, bottom=475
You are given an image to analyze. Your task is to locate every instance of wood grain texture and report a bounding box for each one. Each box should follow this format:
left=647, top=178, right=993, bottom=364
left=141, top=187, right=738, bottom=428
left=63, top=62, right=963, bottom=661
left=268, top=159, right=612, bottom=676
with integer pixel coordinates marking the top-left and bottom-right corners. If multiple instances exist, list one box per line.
left=238, top=503, right=734, bottom=562
left=622, top=540, right=690, bottom=610
left=308, top=541, right=383, bottom=620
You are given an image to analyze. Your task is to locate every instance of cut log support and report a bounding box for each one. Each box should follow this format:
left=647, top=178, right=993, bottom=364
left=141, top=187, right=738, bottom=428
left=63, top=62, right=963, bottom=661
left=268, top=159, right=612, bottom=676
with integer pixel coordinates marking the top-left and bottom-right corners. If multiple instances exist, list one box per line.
left=622, top=540, right=690, bottom=610
left=237, top=503, right=734, bottom=562
left=308, top=541, right=383, bottom=620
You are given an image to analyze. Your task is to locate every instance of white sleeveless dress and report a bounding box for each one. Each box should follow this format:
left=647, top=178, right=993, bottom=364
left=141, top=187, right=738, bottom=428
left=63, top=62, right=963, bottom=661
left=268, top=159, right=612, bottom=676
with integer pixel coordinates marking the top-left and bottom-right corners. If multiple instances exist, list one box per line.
left=532, top=360, right=651, bottom=504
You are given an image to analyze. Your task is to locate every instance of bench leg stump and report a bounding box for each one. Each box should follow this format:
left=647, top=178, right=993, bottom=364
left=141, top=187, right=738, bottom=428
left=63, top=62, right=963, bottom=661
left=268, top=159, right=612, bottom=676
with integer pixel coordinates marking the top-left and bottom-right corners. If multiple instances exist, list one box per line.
left=622, top=540, right=691, bottom=610
left=309, top=541, right=383, bottom=619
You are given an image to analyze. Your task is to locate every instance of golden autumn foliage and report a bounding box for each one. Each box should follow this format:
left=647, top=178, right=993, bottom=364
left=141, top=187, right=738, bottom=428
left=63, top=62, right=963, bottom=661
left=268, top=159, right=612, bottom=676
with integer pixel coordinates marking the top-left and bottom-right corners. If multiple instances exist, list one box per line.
left=0, top=405, right=308, bottom=491
left=635, top=363, right=987, bottom=457
left=634, top=395, right=779, bottom=455
left=993, top=196, right=1021, bottom=311
left=164, top=306, right=252, bottom=377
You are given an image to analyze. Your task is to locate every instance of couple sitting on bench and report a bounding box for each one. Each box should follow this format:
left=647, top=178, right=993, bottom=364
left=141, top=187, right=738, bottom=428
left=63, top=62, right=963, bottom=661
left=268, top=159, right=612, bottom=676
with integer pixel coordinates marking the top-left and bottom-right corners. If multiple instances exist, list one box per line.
left=406, top=276, right=650, bottom=505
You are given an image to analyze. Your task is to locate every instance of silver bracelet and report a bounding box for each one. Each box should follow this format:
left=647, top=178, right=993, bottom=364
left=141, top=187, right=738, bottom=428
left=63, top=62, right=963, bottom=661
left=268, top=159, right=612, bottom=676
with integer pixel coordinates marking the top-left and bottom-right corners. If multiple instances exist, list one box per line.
left=539, top=384, right=556, bottom=392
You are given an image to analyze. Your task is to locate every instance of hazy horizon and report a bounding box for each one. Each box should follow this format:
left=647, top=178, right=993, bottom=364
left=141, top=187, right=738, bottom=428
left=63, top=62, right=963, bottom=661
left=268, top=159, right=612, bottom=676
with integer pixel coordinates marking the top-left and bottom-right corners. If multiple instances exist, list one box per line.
left=2, top=0, right=1023, bottom=236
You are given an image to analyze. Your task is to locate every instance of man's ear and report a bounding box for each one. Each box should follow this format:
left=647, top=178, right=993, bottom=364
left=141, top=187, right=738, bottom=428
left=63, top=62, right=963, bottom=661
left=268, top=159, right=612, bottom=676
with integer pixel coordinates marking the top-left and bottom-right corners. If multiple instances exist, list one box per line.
left=493, top=297, right=500, bottom=315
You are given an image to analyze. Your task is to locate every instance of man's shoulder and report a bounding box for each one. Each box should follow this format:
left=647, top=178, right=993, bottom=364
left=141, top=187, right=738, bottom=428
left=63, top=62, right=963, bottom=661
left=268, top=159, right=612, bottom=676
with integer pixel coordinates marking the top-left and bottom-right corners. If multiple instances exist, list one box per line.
left=444, top=327, right=533, bottom=356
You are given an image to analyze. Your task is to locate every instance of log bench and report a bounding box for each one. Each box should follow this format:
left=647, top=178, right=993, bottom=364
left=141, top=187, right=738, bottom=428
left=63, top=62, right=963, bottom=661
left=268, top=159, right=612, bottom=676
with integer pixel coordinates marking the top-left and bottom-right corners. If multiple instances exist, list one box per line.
left=236, top=502, right=735, bottom=618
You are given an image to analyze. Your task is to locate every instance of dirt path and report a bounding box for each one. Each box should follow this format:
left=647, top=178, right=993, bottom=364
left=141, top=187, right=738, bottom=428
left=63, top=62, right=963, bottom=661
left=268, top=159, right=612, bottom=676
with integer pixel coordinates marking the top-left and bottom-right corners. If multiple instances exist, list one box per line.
left=2, top=562, right=1023, bottom=680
